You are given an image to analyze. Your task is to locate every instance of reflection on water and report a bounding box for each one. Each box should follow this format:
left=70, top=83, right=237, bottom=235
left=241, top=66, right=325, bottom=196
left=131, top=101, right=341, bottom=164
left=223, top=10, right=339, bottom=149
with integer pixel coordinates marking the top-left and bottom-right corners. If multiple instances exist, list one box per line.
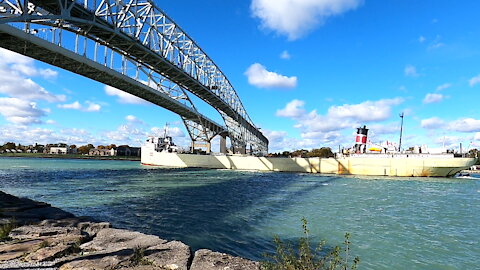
left=0, top=157, right=479, bottom=269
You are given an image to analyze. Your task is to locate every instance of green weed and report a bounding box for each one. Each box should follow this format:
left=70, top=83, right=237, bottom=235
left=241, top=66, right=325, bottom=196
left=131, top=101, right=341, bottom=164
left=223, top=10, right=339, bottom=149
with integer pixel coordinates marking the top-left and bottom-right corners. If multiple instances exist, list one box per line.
left=262, top=218, right=360, bottom=270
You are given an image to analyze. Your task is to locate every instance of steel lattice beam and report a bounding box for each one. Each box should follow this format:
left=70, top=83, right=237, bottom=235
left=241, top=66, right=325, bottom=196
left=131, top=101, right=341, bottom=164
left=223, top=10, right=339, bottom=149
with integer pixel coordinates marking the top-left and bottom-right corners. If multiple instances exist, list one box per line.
left=0, top=0, right=268, bottom=154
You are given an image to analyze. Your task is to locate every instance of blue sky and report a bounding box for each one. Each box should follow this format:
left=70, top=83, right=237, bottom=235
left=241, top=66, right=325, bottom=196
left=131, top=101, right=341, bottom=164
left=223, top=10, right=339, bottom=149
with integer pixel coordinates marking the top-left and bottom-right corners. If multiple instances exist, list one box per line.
left=1, top=0, right=480, bottom=153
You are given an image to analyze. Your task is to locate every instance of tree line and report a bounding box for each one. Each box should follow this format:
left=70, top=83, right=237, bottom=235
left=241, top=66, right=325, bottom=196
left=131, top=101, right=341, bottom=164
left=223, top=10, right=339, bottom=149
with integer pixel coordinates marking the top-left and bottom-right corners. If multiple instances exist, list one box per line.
left=268, top=147, right=335, bottom=158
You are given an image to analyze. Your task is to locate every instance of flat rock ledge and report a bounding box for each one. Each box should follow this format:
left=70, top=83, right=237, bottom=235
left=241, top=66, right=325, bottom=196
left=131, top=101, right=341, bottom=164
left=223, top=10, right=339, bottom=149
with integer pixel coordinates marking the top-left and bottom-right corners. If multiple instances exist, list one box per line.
left=0, top=191, right=260, bottom=270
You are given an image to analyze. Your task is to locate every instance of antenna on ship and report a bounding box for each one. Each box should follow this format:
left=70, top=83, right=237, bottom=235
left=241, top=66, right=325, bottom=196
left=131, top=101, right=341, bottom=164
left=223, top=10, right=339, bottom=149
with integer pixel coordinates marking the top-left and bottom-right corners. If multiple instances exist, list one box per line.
left=163, top=122, right=169, bottom=138
left=398, top=112, right=404, bottom=152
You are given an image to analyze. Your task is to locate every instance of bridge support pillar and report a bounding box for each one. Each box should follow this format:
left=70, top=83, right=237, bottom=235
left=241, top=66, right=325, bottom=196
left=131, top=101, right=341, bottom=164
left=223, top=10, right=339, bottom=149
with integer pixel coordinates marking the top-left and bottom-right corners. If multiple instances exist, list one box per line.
left=191, top=141, right=211, bottom=154
left=220, top=135, right=227, bottom=154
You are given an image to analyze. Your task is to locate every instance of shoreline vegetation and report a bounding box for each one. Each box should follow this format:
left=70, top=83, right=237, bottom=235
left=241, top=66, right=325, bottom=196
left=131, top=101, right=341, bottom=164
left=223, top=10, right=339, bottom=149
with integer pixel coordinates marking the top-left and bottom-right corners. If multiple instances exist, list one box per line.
left=0, top=153, right=140, bottom=161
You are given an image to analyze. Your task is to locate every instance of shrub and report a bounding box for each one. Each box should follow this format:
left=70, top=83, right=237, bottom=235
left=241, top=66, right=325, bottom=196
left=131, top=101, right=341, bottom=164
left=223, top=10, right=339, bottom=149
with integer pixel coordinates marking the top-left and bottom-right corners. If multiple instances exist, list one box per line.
left=0, top=219, right=17, bottom=242
left=262, top=218, right=360, bottom=270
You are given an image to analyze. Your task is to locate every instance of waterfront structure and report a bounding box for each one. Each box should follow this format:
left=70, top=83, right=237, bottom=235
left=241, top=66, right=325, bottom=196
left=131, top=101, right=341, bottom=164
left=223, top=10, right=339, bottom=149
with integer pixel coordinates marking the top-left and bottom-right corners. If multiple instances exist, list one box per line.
left=0, top=0, right=268, bottom=155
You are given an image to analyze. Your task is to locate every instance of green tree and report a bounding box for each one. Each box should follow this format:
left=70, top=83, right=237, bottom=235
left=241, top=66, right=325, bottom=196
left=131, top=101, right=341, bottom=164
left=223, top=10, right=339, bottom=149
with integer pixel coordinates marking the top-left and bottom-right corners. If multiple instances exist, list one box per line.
left=78, top=144, right=94, bottom=154
left=3, top=142, right=15, bottom=149
left=307, top=147, right=334, bottom=158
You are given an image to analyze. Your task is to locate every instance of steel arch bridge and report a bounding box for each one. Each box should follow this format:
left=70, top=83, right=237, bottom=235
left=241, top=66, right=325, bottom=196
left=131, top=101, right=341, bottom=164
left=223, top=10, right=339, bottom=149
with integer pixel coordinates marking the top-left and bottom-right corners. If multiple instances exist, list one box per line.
left=0, top=0, right=268, bottom=154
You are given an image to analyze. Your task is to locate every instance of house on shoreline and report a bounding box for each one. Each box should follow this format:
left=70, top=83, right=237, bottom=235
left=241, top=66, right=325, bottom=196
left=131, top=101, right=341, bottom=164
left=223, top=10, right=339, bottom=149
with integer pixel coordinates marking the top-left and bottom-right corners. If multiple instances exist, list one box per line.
left=89, top=146, right=141, bottom=157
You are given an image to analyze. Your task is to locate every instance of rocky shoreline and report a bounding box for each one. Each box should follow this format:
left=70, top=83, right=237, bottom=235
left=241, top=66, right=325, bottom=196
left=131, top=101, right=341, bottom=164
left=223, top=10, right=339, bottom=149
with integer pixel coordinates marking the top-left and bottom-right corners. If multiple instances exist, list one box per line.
left=0, top=191, right=260, bottom=270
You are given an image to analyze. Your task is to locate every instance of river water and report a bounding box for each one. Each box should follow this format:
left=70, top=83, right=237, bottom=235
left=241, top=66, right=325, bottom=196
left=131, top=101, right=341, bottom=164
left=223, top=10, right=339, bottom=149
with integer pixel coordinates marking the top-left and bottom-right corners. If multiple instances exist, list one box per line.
left=0, top=157, right=479, bottom=269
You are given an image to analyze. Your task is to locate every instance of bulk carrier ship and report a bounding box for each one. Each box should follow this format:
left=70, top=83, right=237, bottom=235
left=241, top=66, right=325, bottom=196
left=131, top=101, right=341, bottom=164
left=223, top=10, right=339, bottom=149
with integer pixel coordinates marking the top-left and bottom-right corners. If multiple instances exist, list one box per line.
left=141, top=127, right=477, bottom=177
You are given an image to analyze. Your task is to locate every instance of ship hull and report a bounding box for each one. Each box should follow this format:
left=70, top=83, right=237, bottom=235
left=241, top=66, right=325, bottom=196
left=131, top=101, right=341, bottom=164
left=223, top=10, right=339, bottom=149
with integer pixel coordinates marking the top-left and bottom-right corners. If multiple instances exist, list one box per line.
left=141, top=147, right=477, bottom=177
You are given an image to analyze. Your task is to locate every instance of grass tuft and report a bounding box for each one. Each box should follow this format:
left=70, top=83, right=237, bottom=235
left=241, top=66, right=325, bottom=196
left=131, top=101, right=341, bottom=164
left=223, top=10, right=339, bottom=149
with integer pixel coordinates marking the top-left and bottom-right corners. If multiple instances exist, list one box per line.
left=130, top=246, right=153, bottom=266
left=261, top=218, right=360, bottom=270
left=0, top=219, right=17, bottom=242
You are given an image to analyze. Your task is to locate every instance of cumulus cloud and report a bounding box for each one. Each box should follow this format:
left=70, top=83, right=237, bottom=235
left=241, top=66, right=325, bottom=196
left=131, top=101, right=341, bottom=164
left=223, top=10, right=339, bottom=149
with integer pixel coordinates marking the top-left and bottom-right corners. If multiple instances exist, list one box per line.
left=404, top=65, right=419, bottom=77
left=0, top=97, right=47, bottom=125
left=421, top=117, right=480, bottom=133
left=0, top=49, right=64, bottom=102
left=245, top=63, right=297, bottom=89
left=448, top=118, right=480, bottom=132
left=436, top=83, right=451, bottom=91
left=57, top=101, right=101, bottom=112
left=469, top=74, right=480, bottom=87
left=276, top=99, right=306, bottom=118
left=421, top=117, right=445, bottom=129
left=104, top=85, right=149, bottom=104
left=423, top=93, right=444, bottom=104
left=327, top=98, right=404, bottom=122
left=0, top=48, right=58, bottom=79
left=150, top=126, right=185, bottom=138
left=251, top=0, right=362, bottom=40
left=280, top=50, right=291, bottom=59
left=273, top=97, right=404, bottom=148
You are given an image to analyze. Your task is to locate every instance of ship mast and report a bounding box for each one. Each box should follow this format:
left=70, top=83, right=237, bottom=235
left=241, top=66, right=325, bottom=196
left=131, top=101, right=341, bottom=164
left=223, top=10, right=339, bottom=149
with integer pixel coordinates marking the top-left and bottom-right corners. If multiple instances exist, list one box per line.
left=398, top=112, right=404, bottom=152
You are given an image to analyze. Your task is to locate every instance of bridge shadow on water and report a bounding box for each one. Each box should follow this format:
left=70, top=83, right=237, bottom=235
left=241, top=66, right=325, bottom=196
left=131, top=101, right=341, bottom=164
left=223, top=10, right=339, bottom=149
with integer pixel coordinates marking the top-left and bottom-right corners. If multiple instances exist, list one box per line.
left=1, top=165, right=343, bottom=261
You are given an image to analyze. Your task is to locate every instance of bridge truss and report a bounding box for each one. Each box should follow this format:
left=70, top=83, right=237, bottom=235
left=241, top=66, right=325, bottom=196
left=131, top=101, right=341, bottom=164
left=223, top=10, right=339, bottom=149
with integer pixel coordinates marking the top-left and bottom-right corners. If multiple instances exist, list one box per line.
left=0, top=0, right=268, bottom=154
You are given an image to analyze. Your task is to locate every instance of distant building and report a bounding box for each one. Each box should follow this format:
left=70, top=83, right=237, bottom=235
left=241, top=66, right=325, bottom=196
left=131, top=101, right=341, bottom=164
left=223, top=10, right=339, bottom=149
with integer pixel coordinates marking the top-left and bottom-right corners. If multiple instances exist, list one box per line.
left=89, top=148, right=115, bottom=156
left=115, top=146, right=141, bottom=157
left=49, top=146, right=68, bottom=155
left=46, top=143, right=76, bottom=155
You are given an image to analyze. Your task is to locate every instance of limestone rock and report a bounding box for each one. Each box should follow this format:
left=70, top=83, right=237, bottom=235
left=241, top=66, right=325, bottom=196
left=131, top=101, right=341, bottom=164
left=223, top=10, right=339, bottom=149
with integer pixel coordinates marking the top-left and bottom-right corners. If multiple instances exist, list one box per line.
left=145, top=240, right=191, bottom=270
left=0, top=239, right=43, bottom=261
left=190, top=249, right=260, bottom=270
left=60, top=229, right=191, bottom=270
left=24, top=243, right=71, bottom=262
left=79, top=228, right=166, bottom=252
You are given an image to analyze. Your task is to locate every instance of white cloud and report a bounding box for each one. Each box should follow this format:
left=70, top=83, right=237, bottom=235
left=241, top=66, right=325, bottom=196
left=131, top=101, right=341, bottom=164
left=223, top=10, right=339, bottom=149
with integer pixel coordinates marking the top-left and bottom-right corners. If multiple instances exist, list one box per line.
left=150, top=126, right=185, bottom=138
left=274, top=97, right=404, bottom=149
left=125, top=115, right=146, bottom=125
left=85, top=102, right=101, bottom=112
left=327, top=98, right=404, bottom=122
left=469, top=74, right=480, bottom=87
left=0, top=97, right=46, bottom=125
left=39, top=69, right=58, bottom=79
left=421, top=117, right=480, bottom=133
left=0, top=49, right=64, bottom=102
left=57, top=101, right=101, bottom=112
left=448, top=118, right=480, bottom=132
left=280, top=50, right=291, bottom=59
left=0, top=67, right=65, bottom=102
left=245, top=63, right=297, bottom=89
left=423, top=93, right=444, bottom=104
left=0, top=48, right=58, bottom=79
left=421, top=117, right=445, bottom=129
left=251, top=0, right=362, bottom=40
left=436, top=83, right=451, bottom=91
left=418, top=36, right=426, bottom=43
left=404, top=65, right=419, bottom=77
left=58, top=101, right=82, bottom=110
left=104, top=85, right=149, bottom=104
left=46, top=119, right=57, bottom=125
left=276, top=99, right=306, bottom=118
